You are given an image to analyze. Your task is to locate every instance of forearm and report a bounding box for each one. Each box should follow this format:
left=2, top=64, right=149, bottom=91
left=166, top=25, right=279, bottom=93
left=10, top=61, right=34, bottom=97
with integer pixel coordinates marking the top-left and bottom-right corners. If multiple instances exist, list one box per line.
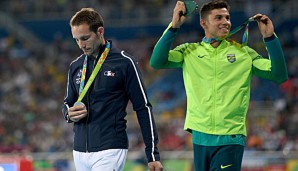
left=150, top=23, right=180, bottom=69
left=265, top=34, right=288, bottom=83
left=137, top=109, right=160, bottom=162
left=62, top=70, right=77, bottom=122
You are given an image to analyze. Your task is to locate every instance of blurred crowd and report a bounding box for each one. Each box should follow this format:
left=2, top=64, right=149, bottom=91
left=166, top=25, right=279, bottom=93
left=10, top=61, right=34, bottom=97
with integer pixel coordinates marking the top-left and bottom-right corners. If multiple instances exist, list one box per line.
left=0, top=0, right=172, bottom=24
left=0, top=0, right=297, bottom=156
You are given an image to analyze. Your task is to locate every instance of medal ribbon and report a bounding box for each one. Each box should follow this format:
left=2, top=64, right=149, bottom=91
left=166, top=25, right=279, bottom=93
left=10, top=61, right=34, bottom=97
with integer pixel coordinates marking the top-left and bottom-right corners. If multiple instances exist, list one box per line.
left=202, top=16, right=257, bottom=47
left=77, top=41, right=111, bottom=102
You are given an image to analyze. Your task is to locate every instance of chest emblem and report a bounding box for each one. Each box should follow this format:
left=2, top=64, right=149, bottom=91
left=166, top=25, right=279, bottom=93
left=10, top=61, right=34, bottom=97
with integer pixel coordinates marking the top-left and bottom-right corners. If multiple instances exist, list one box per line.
left=227, top=54, right=236, bottom=63
left=104, top=71, right=115, bottom=77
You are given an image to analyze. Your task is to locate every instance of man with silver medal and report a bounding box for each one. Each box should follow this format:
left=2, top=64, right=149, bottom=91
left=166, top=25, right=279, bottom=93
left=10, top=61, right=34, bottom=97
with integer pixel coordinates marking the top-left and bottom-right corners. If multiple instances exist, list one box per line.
left=63, top=8, right=163, bottom=171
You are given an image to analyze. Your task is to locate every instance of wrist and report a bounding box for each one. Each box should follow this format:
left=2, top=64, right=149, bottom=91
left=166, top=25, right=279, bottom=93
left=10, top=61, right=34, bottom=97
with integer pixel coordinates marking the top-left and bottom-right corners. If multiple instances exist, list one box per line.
left=169, top=27, right=179, bottom=32
left=171, top=22, right=180, bottom=29
left=264, top=32, right=277, bottom=42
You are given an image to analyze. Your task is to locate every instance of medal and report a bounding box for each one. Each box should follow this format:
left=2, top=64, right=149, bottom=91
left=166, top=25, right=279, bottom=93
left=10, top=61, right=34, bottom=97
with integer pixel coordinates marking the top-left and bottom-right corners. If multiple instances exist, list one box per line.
left=183, top=1, right=198, bottom=16
left=74, top=101, right=86, bottom=108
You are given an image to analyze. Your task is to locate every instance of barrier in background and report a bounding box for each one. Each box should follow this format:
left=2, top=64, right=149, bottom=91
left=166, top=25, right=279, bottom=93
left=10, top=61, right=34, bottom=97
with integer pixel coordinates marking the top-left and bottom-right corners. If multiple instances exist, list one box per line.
left=0, top=156, right=33, bottom=171
left=1, top=151, right=298, bottom=171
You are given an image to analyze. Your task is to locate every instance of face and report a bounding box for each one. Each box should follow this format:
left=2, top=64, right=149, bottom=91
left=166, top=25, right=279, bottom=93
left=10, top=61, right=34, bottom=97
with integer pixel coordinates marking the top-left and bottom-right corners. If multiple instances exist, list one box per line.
left=200, top=8, right=231, bottom=38
left=71, top=23, right=103, bottom=56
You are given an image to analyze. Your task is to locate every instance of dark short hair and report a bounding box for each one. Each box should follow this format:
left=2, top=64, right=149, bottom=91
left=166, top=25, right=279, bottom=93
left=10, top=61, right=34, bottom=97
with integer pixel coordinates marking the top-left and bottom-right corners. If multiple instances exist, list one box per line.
left=200, top=0, right=230, bottom=19
left=70, top=8, right=104, bottom=33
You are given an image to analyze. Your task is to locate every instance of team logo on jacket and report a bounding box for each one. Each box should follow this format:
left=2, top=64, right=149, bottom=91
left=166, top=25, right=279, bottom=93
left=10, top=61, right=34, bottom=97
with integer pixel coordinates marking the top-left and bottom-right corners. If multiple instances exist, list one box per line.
left=104, top=71, right=115, bottom=77
left=227, top=54, right=236, bottom=63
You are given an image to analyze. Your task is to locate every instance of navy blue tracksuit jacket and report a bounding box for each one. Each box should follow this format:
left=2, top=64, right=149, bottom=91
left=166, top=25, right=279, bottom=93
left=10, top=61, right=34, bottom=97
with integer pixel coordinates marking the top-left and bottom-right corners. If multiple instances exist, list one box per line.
left=62, top=40, right=160, bottom=162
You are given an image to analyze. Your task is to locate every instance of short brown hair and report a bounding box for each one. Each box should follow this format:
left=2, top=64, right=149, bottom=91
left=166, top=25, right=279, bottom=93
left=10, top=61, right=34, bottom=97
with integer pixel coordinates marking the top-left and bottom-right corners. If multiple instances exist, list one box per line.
left=70, top=8, right=104, bottom=33
left=200, top=0, right=230, bottom=19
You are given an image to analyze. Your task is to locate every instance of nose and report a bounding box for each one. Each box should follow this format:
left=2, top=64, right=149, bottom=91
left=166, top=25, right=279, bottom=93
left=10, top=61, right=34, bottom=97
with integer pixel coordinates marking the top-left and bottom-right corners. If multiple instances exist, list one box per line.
left=222, top=18, right=230, bottom=25
left=77, top=40, right=86, bottom=49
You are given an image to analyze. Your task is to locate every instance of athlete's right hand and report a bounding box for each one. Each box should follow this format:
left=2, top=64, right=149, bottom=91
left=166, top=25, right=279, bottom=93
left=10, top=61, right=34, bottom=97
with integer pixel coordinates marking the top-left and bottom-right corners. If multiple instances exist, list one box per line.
left=148, top=161, right=163, bottom=171
left=68, top=105, right=87, bottom=122
left=172, top=0, right=187, bottom=28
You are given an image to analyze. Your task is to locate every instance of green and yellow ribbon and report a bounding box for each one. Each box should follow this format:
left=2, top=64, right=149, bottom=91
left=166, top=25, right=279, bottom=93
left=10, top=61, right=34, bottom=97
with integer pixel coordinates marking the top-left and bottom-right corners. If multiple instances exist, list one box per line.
left=77, top=41, right=111, bottom=102
left=202, top=16, right=258, bottom=47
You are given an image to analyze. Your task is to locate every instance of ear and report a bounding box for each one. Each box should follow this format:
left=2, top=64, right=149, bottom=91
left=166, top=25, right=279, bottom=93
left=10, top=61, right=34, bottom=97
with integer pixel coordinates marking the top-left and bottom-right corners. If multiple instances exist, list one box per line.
left=200, top=18, right=206, bottom=29
left=97, top=27, right=104, bottom=36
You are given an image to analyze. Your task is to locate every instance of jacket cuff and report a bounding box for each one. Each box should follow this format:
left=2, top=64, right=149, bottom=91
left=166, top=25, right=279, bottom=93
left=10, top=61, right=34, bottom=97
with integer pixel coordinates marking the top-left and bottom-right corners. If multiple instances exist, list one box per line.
left=169, top=27, right=179, bottom=32
left=146, top=148, right=161, bottom=162
left=264, top=32, right=277, bottom=42
left=65, top=113, right=73, bottom=123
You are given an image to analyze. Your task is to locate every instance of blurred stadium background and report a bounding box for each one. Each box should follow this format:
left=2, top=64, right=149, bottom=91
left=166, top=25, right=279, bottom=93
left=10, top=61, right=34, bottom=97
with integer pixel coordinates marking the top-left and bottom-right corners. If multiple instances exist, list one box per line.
left=0, top=0, right=297, bottom=170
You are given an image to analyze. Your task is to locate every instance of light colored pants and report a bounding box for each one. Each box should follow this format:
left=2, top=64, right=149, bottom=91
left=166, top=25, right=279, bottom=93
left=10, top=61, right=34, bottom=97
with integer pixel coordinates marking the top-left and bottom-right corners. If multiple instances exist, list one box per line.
left=73, top=149, right=128, bottom=171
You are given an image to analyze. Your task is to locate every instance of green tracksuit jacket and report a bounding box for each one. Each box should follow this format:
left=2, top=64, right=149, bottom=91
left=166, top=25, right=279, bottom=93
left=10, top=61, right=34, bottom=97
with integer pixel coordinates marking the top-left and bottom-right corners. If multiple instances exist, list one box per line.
left=150, top=24, right=288, bottom=136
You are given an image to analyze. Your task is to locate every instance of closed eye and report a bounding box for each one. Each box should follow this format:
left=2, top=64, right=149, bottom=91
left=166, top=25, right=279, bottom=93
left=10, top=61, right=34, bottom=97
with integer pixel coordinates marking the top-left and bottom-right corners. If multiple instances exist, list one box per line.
left=74, top=35, right=91, bottom=42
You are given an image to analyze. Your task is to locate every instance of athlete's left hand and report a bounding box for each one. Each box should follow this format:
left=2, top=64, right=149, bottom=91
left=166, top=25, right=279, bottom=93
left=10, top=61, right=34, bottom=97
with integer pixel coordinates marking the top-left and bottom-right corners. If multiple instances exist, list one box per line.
left=148, top=161, right=163, bottom=171
left=253, top=14, right=274, bottom=38
left=172, top=0, right=187, bottom=28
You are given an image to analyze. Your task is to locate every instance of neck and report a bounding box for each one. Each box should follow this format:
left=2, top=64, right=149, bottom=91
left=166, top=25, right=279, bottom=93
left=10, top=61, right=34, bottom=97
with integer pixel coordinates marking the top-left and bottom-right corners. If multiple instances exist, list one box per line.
left=202, top=36, right=221, bottom=47
left=211, top=41, right=220, bottom=48
left=96, top=42, right=106, bottom=57
left=100, top=38, right=106, bottom=46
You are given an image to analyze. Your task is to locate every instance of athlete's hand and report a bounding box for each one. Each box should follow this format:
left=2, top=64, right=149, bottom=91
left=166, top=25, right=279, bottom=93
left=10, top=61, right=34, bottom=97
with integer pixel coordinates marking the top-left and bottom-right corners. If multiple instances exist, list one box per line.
left=68, top=105, right=87, bottom=122
left=148, top=161, right=163, bottom=171
left=253, top=14, right=274, bottom=38
left=172, top=0, right=187, bottom=28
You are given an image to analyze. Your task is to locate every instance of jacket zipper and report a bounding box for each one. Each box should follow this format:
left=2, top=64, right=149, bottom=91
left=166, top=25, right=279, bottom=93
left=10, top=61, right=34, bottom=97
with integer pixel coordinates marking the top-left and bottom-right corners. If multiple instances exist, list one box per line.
left=212, top=49, right=218, bottom=133
left=85, top=57, right=97, bottom=152
left=85, top=92, right=90, bottom=152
